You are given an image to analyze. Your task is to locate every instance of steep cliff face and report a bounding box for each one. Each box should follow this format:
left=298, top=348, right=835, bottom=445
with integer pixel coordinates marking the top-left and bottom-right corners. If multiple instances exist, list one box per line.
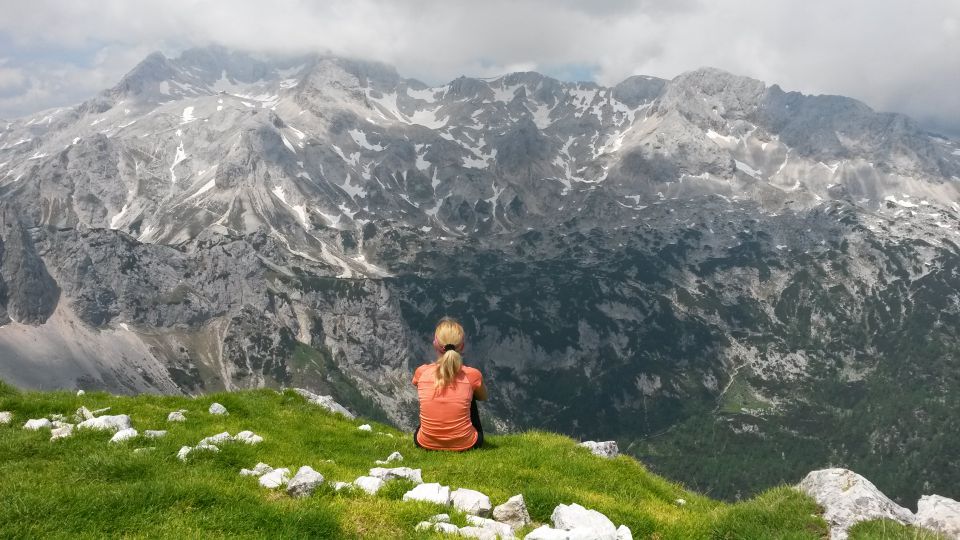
left=2, top=47, right=960, bottom=504
left=0, top=204, right=59, bottom=325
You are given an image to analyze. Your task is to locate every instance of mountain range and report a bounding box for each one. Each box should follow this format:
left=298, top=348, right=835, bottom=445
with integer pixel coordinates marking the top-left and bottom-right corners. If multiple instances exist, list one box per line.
left=2, top=45, right=960, bottom=505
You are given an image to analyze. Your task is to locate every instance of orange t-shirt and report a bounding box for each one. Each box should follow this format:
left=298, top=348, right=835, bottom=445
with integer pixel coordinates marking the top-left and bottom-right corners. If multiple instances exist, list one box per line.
left=412, top=363, right=483, bottom=451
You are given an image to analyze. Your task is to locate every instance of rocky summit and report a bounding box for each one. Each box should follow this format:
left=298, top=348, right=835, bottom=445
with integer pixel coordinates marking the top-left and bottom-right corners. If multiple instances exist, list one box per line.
left=1, top=46, right=960, bottom=504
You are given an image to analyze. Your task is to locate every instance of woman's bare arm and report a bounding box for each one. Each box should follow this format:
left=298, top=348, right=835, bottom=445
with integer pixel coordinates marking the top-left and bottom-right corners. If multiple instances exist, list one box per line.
left=474, top=382, right=488, bottom=401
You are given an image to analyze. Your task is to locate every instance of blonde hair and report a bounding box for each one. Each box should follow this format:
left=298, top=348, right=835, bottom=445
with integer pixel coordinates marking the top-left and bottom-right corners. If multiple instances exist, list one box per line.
left=433, top=317, right=465, bottom=394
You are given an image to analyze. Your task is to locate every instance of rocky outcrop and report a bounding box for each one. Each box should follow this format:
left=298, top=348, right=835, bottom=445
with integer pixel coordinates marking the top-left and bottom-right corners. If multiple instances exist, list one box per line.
left=797, top=469, right=916, bottom=539
left=579, top=441, right=619, bottom=459
left=916, top=495, right=960, bottom=539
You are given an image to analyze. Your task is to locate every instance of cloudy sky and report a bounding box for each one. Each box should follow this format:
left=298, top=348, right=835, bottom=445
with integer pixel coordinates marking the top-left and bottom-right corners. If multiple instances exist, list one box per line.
left=1, top=0, right=958, bottom=135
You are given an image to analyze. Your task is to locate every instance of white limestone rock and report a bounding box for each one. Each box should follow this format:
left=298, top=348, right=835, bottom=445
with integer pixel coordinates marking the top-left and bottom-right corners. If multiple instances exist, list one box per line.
left=332, top=481, right=351, bottom=491
left=524, top=526, right=571, bottom=539
left=234, top=430, right=263, bottom=445
left=458, top=525, right=499, bottom=539
left=797, top=468, right=916, bottom=540
left=293, top=389, right=356, bottom=419
left=675, top=498, right=686, bottom=506
left=287, top=466, right=325, bottom=498
left=453, top=488, right=493, bottom=516
left=24, top=418, right=52, bottom=430
left=430, top=514, right=451, bottom=523
left=578, top=441, right=619, bottom=459
left=109, top=428, right=138, bottom=443
left=916, top=494, right=960, bottom=539
left=91, top=407, right=111, bottom=415
left=551, top=503, right=618, bottom=540
left=616, top=524, right=633, bottom=540
left=77, top=414, right=132, bottom=433
left=74, top=407, right=94, bottom=422
left=353, top=476, right=386, bottom=495
left=76, top=389, right=85, bottom=396
left=259, top=468, right=291, bottom=489
left=177, top=446, right=193, bottom=461
left=403, top=482, right=451, bottom=505
left=144, top=430, right=167, bottom=439
left=466, top=515, right=516, bottom=538
left=240, top=463, right=275, bottom=477
left=494, top=494, right=533, bottom=530
left=357, top=424, right=372, bottom=432
left=198, top=431, right=233, bottom=446
left=208, top=403, right=228, bottom=415
left=50, top=414, right=65, bottom=422
left=167, top=411, right=186, bottom=422
left=50, top=424, right=75, bottom=441
left=375, top=451, right=404, bottom=465
left=0, top=411, right=12, bottom=425
left=178, top=444, right=218, bottom=461
left=369, top=466, right=423, bottom=484
left=415, top=521, right=459, bottom=534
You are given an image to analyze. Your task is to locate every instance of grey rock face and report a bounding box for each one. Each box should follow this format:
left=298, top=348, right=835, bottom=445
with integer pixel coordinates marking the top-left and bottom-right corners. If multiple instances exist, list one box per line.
left=0, top=204, right=59, bottom=324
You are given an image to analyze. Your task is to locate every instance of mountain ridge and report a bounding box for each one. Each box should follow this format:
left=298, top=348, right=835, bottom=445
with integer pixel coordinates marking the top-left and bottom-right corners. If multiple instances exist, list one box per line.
left=2, top=46, right=960, bottom=506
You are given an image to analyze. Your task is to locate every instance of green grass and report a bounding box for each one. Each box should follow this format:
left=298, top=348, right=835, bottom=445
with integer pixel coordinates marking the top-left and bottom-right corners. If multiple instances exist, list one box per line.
left=849, top=519, right=946, bottom=539
left=718, top=376, right=772, bottom=415
left=0, top=379, right=915, bottom=539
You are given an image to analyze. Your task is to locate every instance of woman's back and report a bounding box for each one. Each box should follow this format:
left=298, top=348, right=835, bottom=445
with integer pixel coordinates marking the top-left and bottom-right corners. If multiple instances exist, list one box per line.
left=413, top=363, right=483, bottom=451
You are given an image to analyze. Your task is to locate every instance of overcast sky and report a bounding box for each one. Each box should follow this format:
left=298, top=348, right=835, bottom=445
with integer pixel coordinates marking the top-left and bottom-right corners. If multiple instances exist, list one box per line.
left=1, top=0, right=958, bottom=136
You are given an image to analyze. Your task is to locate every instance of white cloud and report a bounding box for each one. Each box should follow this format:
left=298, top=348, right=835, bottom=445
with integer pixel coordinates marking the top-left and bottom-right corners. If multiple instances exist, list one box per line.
left=0, top=0, right=958, bottom=135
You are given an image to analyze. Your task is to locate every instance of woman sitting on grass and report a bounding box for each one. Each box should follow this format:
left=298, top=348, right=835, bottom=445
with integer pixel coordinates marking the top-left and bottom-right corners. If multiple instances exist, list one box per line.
left=412, top=317, right=487, bottom=451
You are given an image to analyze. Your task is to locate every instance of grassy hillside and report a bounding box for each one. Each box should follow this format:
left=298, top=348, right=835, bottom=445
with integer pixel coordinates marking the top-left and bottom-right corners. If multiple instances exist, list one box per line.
left=0, top=381, right=935, bottom=538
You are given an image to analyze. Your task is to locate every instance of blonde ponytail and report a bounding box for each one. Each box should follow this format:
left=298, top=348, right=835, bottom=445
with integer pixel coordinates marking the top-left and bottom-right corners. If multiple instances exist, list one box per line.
left=434, top=350, right=463, bottom=394
left=433, top=317, right=466, bottom=394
